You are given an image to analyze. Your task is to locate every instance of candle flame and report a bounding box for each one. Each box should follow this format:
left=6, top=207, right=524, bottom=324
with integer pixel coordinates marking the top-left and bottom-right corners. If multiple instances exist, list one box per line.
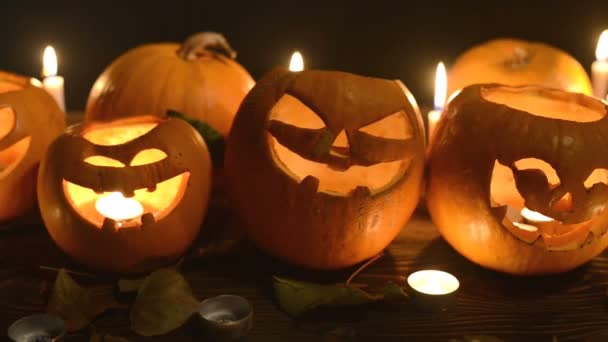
left=596, top=30, right=608, bottom=61
left=289, top=51, right=304, bottom=72
left=95, top=192, right=144, bottom=222
left=521, top=207, right=554, bottom=223
left=434, top=62, right=447, bottom=109
left=43, top=46, right=58, bottom=77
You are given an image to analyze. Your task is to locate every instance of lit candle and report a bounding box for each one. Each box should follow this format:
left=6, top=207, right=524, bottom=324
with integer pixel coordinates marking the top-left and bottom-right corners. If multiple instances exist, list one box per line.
left=428, top=62, right=447, bottom=142
left=95, top=192, right=144, bottom=222
left=289, top=51, right=304, bottom=72
left=592, top=30, right=608, bottom=99
left=42, top=46, right=66, bottom=112
left=407, top=270, right=459, bottom=295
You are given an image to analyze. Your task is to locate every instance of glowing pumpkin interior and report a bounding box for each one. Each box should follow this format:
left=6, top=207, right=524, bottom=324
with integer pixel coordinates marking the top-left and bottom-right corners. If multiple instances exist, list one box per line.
left=486, top=87, right=608, bottom=250
left=267, top=94, right=412, bottom=195
left=0, top=80, right=31, bottom=179
left=63, top=122, right=189, bottom=229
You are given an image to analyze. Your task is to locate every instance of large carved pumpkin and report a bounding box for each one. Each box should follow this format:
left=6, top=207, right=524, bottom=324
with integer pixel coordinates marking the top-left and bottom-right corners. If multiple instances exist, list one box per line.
left=0, top=71, right=65, bottom=222
left=85, top=32, right=254, bottom=137
left=226, top=68, right=425, bottom=269
left=38, top=116, right=211, bottom=273
left=426, top=84, right=608, bottom=275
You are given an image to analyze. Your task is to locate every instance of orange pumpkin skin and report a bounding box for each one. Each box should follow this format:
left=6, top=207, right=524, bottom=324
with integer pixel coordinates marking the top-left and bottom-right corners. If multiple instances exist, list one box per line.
left=85, top=32, right=255, bottom=137
left=37, top=116, right=211, bottom=274
left=226, top=68, right=425, bottom=270
left=0, top=71, right=65, bottom=222
left=448, top=38, right=592, bottom=97
left=426, top=84, right=608, bottom=275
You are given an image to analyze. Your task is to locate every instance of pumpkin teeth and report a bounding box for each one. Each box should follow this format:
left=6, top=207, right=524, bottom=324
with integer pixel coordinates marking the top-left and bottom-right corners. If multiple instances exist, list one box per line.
left=141, top=212, right=155, bottom=226
left=101, top=217, right=117, bottom=231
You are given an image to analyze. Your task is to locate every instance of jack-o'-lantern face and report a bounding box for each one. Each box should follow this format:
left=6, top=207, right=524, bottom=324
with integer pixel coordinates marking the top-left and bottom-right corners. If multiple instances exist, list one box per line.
left=427, top=84, right=608, bottom=275
left=38, top=116, right=212, bottom=274
left=61, top=121, right=191, bottom=230
left=0, top=71, right=64, bottom=222
left=226, top=68, right=425, bottom=269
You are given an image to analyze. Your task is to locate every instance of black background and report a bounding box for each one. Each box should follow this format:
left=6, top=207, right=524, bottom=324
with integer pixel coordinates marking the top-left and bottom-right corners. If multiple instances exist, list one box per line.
left=3, top=0, right=608, bottom=110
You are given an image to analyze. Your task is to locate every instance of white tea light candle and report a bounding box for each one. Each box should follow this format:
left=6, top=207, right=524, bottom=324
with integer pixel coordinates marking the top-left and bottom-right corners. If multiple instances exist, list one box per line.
left=42, top=46, right=66, bottom=112
left=407, top=269, right=459, bottom=295
left=592, top=30, right=608, bottom=99
left=428, top=62, right=447, bottom=142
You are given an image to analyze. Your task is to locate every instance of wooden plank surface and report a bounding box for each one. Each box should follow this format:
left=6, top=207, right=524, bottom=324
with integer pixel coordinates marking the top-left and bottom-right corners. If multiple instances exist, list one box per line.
left=2, top=203, right=608, bottom=342
left=2, top=113, right=608, bottom=341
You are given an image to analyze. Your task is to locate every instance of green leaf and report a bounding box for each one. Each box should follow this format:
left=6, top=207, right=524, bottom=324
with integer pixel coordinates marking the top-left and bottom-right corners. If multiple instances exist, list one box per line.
left=273, top=276, right=409, bottom=317
left=167, top=110, right=225, bottom=168
left=47, top=269, right=120, bottom=332
left=117, top=278, right=145, bottom=293
left=130, top=268, right=200, bottom=336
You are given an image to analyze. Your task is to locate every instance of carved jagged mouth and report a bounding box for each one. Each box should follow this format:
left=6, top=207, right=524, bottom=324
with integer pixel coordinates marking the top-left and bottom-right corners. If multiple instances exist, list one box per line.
left=492, top=205, right=608, bottom=251
left=0, top=136, right=31, bottom=178
left=61, top=172, right=189, bottom=230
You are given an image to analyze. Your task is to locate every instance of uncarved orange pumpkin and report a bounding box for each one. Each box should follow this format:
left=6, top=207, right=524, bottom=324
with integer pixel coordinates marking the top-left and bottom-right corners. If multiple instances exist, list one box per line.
left=38, top=116, right=211, bottom=273
left=448, top=38, right=592, bottom=97
left=226, top=68, right=425, bottom=269
left=426, top=84, right=608, bottom=275
left=0, top=71, right=65, bottom=223
left=85, top=32, right=255, bottom=137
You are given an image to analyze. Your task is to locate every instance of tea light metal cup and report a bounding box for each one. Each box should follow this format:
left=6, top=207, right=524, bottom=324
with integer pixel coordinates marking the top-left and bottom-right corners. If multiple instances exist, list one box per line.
left=407, top=270, right=460, bottom=312
left=7, top=313, right=65, bottom=342
left=198, top=294, right=253, bottom=341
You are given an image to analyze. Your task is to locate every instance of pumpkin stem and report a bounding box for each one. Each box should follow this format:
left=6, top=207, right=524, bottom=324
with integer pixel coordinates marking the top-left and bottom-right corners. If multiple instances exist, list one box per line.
left=177, top=32, right=237, bottom=61
left=506, top=47, right=533, bottom=69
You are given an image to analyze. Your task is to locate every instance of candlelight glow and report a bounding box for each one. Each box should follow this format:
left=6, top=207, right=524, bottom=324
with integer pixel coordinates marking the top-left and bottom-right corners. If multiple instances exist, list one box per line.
left=29, top=78, right=42, bottom=88
left=42, top=46, right=58, bottom=77
left=596, top=30, right=608, bottom=62
left=521, top=207, right=554, bottom=223
left=513, top=222, right=539, bottom=232
left=95, top=192, right=144, bottom=222
left=434, top=62, right=447, bottom=109
left=289, top=51, right=304, bottom=72
left=407, top=270, right=459, bottom=295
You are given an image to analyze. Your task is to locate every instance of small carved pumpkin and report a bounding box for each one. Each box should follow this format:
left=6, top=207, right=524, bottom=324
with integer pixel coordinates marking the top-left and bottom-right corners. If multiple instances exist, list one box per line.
left=0, top=71, right=64, bottom=222
left=226, top=68, right=425, bottom=269
left=85, top=32, right=255, bottom=137
left=37, top=116, right=211, bottom=273
left=427, top=84, right=608, bottom=275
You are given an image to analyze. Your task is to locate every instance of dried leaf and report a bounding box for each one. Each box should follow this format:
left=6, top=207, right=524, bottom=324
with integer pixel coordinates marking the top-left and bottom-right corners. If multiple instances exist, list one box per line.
left=273, top=276, right=409, bottom=317
left=167, top=110, right=225, bottom=168
left=47, top=269, right=120, bottom=332
left=90, top=331, right=131, bottom=342
left=117, top=278, right=145, bottom=293
left=130, top=268, right=199, bottom=336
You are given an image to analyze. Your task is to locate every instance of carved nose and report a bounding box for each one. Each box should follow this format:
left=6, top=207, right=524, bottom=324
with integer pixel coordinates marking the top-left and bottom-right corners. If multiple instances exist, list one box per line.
left=330, top=130, right=349, bottom=157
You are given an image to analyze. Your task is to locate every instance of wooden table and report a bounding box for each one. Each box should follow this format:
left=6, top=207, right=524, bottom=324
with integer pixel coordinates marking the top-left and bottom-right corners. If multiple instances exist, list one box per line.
left=2, top=203, right=608, bottom=342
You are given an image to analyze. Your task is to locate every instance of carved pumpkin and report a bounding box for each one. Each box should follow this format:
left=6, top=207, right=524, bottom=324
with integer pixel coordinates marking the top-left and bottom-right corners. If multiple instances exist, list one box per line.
left=37, top=116, right=211, bottom=273
left=448, top=38, right=592, bottom=97
left=85, top=32, right=255, bottom=137
left=426, top=84, right=608, bottom=275
left=0, top=71, right=65, bottom=222
left=226, top=68, right=425, bottom=269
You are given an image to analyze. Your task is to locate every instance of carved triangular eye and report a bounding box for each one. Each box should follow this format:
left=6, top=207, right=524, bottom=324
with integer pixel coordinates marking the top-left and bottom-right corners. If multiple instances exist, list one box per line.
left=0, top=106, right=15, bottom=141
left=584, top=168, right=608, bottom=190
left=513, top=158, right=559, bottom=185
